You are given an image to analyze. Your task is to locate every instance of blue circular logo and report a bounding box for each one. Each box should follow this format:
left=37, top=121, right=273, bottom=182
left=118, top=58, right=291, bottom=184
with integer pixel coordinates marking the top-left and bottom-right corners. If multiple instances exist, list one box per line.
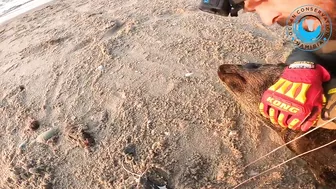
left=286, top=5, right=332, bottom=51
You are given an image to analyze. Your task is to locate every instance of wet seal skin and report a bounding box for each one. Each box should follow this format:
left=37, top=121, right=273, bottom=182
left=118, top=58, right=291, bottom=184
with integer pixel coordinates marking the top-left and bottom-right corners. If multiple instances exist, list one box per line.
left=218, top=63, right=336, bottom=187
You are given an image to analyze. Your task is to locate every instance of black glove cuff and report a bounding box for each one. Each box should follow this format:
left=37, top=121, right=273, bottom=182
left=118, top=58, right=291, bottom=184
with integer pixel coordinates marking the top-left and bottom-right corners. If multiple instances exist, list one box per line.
left=323, top=78, right=336, bottom=97
left=285, top=49, right=319, bottom=66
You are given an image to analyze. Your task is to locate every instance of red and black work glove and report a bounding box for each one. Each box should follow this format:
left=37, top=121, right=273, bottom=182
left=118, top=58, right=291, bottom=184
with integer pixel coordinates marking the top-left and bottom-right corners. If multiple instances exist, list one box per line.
left=259, top=61, right=330, bottom=132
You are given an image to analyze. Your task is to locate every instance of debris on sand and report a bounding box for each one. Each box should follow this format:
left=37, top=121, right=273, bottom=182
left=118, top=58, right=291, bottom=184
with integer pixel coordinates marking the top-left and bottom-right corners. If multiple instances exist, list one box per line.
left=46, top=135, right=60, bottom=147
left=65, top=124, right=95, bottom=150
left=81, top=130, right=95, bottom=148
left=185, top=72, right=193, bottom=77
left=124, top=143, right=136, bottom=157
left=139, top=167, right=169, bottom=189
left=27, top=117, right=40, bottom=131
left=18, top=141, right=27, bottom=152
left=35, top=127, right=59, bottom=144
left=97, top=65, right=104, bottom=71
left=19, top=85, right=25, bottom=91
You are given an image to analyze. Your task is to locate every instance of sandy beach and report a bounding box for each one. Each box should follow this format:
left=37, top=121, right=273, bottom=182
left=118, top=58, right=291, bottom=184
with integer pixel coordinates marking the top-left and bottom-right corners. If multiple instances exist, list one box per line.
left=0, top=0, right=318, bottom=188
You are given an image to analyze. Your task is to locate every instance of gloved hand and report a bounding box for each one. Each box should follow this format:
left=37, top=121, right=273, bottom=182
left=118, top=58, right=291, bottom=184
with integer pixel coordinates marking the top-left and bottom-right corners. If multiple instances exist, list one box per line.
left=259, top=61, right=330, bottom=132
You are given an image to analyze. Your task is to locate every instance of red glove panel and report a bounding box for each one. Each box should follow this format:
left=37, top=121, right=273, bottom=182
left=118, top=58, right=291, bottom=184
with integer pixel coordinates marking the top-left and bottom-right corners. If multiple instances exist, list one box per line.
left=259, top=62, right=330, bottom=132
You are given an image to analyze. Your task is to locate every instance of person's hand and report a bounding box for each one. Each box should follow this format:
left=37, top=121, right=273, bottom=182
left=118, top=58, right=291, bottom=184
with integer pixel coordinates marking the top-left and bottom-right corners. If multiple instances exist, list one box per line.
left=259, top=62, right=330, bottom=131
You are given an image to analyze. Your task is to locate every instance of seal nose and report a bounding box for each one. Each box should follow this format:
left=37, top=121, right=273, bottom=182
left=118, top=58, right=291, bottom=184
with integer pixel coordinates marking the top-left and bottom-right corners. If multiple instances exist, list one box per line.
left=217, top=64, right=237, bottom=82
left=217, top=65, right=228, bottom=82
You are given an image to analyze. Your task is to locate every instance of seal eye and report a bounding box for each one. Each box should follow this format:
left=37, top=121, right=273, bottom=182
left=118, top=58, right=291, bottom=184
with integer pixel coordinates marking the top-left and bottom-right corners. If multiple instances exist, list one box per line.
left=243, top=63, right=262, bottom=71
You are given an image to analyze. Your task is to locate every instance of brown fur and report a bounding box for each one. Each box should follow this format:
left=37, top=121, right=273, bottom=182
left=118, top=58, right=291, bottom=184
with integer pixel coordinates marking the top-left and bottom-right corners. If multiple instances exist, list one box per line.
left=218, top=63, right=336, bottom=187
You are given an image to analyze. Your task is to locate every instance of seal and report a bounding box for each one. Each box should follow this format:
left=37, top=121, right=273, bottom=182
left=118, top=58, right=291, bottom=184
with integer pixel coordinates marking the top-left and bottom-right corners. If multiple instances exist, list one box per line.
left=217, top=63, right=336, bottom=187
